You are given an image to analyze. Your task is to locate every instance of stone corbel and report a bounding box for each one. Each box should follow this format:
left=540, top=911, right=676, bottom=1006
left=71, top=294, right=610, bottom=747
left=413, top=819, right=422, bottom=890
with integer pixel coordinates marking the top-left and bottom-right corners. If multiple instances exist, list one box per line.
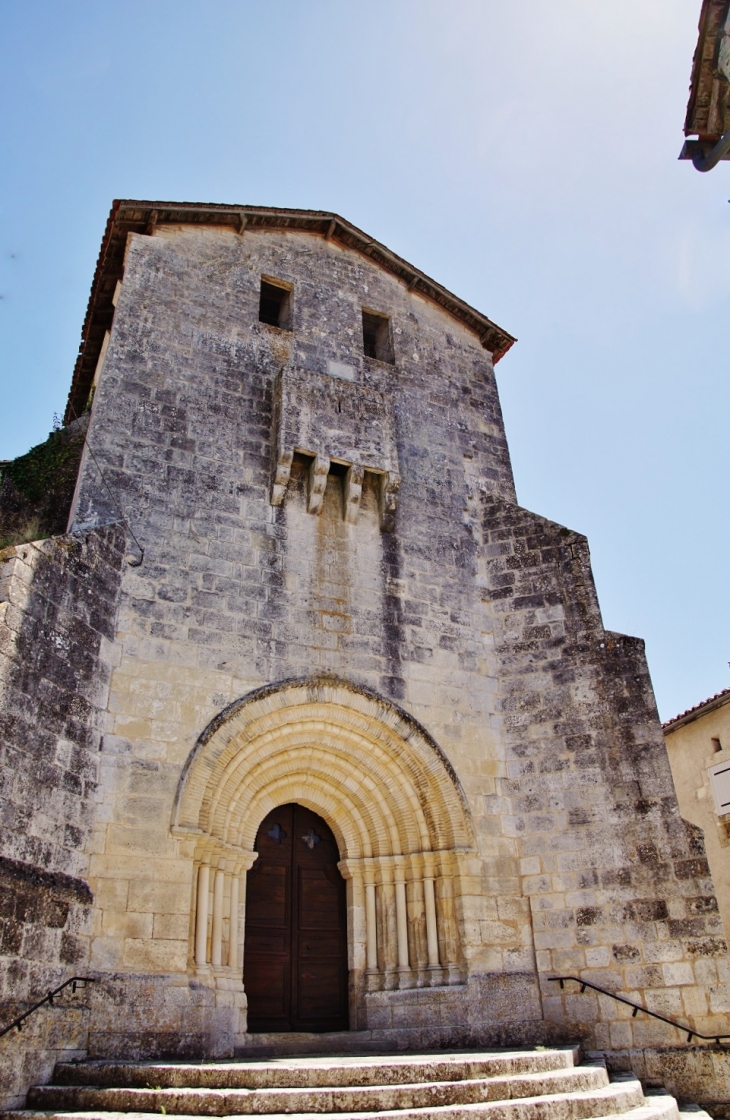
left=379, top=472, right=400, bottom=533
left=271, top=449, right=293, bottom=506
left=308, top=454, right=330, bottom=515
left=270, top=448, right=400, bottom=530
left=344, top=464, right=364, bottom=524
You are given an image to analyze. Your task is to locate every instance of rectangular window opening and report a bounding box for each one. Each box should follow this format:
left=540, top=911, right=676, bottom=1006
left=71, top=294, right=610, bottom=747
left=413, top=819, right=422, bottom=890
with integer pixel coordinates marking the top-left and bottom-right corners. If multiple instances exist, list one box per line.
left=362, top=309, right=394, bottom=363
left=259, top=279, right=292, bottom=329
left=712, top=737, right=722, bottom=753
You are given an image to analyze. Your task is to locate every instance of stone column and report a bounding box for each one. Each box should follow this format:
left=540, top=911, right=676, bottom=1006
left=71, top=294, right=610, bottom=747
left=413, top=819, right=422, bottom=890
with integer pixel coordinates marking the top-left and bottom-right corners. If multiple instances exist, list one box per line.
left=238, top=852, right=258, bottom=980
left=378, top=864, right=398, bottom=990
left=194, top=863, right=210, bottom=968
left=395, top=880, right=409, bottom=970
left=365, top=880, right=378, bottom=971
left=435, top=870, right=462, bottom=983
left=211, top=868, right=225, bottom=967
left=424, top=877, right=440, bottom=968
left=341, top=857, right=379, bottom=994
left=406, top=873, right=428, bottom=983
left=228, top=874, right=240, bottom=970
left=394, top=857, right=413, bottom=988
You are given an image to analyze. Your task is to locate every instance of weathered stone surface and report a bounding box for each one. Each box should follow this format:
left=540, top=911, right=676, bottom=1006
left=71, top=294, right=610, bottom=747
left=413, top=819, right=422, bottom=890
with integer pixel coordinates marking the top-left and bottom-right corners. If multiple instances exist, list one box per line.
left=270, top=366, right=400, bottom=526
left=1, top=1048, right=683, bottom=1120
left=51, top=1048, right=583, bottom=1087
left=0, top=526, right=125, bottom=1108
left=475, top=498, right=728, bottom=1053
left=2, top=208, right=729, bottom=1108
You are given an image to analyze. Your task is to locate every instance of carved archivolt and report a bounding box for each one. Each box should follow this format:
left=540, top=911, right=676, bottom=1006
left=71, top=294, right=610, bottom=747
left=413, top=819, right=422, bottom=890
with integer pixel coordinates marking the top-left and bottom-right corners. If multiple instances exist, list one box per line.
left=173, top=677, right=475, bottom=991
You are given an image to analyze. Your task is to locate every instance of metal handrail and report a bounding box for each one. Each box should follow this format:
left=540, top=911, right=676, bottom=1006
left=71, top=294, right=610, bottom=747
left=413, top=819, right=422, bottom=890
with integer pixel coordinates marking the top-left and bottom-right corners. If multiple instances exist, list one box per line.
left=549, top=975, right=730, bottom=1045
left=0, top=977, right=95, bottom=1040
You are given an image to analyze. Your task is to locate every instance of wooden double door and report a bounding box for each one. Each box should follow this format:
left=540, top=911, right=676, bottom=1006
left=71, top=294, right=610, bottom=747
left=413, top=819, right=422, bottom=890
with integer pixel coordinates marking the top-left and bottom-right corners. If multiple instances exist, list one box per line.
left=244, top=804, right=348, bottom=1032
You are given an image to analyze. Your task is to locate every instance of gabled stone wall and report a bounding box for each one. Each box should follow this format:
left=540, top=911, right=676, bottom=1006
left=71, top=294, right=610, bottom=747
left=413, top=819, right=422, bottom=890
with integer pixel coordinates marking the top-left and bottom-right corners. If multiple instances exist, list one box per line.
left=4, top=214, right=726, bottom=1104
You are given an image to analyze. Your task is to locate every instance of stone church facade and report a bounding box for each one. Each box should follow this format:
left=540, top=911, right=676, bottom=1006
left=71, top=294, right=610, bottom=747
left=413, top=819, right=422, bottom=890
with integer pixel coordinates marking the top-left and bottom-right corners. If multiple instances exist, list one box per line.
left=1, top=202, right=729, bottom=1106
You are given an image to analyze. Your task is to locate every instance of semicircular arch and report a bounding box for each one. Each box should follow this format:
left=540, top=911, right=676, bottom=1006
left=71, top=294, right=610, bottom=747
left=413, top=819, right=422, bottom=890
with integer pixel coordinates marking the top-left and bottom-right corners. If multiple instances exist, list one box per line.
left=173, top=676, right=474, bottom=860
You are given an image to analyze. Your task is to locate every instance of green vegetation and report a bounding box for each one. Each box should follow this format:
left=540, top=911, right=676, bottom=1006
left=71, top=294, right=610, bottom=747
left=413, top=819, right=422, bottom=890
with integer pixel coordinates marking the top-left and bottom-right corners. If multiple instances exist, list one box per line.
left=0, top=423, right=86, bottom=550
left=0, top=516, right=43, bottom=552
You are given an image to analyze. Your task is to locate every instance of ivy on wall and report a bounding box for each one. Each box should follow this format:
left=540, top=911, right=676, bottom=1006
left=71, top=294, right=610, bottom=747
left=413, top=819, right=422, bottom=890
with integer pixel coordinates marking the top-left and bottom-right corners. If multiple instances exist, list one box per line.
left=0, top=424, right=86, bottom=550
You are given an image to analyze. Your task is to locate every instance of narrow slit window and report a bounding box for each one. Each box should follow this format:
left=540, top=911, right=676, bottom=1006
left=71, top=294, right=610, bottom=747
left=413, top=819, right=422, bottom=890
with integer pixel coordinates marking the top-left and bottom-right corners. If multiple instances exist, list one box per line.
left=259, top=279, right=292, bottom=329
left=362, top=309, right=394, bottom=363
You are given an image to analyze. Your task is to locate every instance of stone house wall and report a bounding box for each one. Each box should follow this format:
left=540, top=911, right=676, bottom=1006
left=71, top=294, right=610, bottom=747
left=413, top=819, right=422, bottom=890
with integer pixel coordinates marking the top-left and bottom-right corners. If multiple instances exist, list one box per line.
left=664, top=698, right=730, bottom=959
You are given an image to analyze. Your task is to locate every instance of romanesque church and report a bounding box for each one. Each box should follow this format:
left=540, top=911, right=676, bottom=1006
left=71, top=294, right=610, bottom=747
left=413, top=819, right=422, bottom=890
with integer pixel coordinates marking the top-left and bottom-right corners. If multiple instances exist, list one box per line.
left=1, top=202, right=728, bottom=1114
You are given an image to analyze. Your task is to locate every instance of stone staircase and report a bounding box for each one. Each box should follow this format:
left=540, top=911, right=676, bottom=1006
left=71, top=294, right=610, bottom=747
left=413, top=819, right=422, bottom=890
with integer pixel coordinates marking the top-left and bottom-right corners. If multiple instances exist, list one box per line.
left=1, top=1047, right=709, bottom=1120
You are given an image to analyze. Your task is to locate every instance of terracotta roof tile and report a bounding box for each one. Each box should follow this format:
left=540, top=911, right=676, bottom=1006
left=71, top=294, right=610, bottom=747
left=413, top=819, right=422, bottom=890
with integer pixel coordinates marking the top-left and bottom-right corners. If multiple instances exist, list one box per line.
left=663, top=686, right=730, bottom=730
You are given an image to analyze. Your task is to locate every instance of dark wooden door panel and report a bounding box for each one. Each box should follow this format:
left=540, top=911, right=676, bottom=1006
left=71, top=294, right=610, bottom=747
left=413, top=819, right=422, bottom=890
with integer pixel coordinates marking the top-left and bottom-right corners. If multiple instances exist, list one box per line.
left=245, top=957, right=290, bottom=1019
left=244, top=803, right=348, bottom=1033
left=298, top=867, right=342, bottom=927
left=298, top=932, right=342, bottom=957
left=247, top=865, right=289, bottom=926
left=296, top=960, right=347, bottom=1021
left=245, top=930, right=288, bottom=954
left=290, top=805, right=347, bottom=1031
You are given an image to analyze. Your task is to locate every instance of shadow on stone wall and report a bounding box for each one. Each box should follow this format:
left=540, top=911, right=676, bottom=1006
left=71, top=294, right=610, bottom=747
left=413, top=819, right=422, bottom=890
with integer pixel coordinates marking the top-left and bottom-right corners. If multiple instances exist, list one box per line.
left=0, top=524, right=124, bottom=1108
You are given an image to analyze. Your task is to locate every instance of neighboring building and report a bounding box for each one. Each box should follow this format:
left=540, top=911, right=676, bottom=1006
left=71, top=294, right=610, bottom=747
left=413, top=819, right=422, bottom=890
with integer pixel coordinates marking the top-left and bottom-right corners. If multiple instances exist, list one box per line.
left=680, top=0, right=730, bottom=170
left=664, top=690, right=730, bottom=943
left=1, top=201, right=730, bottom=1108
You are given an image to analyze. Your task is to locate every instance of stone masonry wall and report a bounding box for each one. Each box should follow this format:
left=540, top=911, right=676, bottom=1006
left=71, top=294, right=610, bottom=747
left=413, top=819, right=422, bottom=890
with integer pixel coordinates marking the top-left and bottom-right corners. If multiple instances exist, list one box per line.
left=52, top=220, right=730, bottom=1098
left=479, top=496, right=730, bottom=1055
left=0, top=526, right=124, bottom=1107
left=66, top=224, right=535, bottom=1055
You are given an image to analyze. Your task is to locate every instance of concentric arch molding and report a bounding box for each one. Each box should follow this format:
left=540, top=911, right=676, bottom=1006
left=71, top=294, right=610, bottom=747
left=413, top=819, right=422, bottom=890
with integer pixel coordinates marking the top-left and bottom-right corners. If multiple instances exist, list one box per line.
left=171, top=676, right=475, bottom=861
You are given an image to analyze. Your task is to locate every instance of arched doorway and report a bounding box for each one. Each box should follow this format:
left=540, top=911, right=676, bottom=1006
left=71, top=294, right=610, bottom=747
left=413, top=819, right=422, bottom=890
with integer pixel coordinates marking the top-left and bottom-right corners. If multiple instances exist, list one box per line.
left=175, top=678, right=476, bottom=1024
left=244, top=803, right=348, bottom=1032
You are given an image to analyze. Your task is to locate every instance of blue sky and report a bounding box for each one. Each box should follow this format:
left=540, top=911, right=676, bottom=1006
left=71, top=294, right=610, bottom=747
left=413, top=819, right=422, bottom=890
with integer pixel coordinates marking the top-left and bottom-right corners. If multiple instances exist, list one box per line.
left=0, top=1, right=728, bottom=720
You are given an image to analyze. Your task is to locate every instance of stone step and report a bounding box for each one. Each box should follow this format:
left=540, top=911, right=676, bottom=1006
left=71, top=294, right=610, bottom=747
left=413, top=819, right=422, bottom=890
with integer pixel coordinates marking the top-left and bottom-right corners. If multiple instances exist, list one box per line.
left=237, top=1033, right=396, bottom=1059
left=27, top=1063, right=608, bottom=1116
left=0, top=1104, right=679, bottom=1120
left=600, top=1103, right=679, bottom=1120
left=53, top=1050, right=582, bottom=1090
left=6, top=1077, right=652, bottom=1120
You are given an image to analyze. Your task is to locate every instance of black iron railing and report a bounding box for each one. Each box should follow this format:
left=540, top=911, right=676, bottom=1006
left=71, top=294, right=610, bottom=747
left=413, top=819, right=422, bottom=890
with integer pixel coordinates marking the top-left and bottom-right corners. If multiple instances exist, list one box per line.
left=0, top=977, right=95, bottom=1040
left=549, top=975, right=730, bottom=1045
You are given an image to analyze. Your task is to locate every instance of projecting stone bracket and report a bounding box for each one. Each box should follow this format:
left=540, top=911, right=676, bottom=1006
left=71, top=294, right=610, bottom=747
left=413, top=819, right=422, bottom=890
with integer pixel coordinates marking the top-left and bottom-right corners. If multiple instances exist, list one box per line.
left=378, top=471, right=401, bottom=534
left=271, top=448, right=399, bottom=530
left=271, top=450, right=294, bottom=507
left=343, top=464, right=363, bottom=524
left=307, top=454, right=330, bottom=515
left=270, top=366, right=401, bottom=531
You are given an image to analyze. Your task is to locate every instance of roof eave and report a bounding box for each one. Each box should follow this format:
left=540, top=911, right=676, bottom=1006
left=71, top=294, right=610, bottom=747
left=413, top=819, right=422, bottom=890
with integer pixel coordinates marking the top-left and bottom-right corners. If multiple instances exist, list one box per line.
left=663, top=688, right=730, bottom=732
